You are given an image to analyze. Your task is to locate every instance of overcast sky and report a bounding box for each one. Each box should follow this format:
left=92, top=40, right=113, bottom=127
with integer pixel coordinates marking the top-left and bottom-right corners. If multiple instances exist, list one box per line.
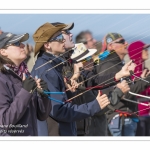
left=1, top=14, right=150, bottom=45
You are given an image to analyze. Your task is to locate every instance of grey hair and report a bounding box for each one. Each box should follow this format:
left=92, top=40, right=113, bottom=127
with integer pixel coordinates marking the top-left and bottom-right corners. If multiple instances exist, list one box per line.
left=75, top=30, right=92, bottom=44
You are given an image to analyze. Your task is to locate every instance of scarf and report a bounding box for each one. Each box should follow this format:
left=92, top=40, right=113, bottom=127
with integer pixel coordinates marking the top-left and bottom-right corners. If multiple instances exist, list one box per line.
left=5, top=62, right=30, bottom=79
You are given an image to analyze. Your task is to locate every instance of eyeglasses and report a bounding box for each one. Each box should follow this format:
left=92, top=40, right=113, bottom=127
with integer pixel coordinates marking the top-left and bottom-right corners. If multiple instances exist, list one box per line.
left=144, top=46, right=150, bottom=51
left=113, top=39, right=126, bottom=44
left=3, top=41, right=21, bottom=49
left=49, top=34, right=65, bottom=43
left=87, top=38, right=94, bottom=42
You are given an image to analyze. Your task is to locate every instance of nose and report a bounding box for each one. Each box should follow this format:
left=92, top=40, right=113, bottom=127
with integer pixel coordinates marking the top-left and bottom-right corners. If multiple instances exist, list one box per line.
left=70, top=33, right=73, bottom=37
left=20, top=43, right=25, bottom=48
left=62, top=39, right=66, bottom=43
left=125, top=41, right=128, bottom=45
left=93, top=38, right=97, bottom=43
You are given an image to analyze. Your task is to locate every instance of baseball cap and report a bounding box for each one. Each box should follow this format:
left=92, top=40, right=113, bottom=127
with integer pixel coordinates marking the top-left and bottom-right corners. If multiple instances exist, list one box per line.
left=101, top=33, right=123, bottom=52
left=0, top=32, right=29, bottom=49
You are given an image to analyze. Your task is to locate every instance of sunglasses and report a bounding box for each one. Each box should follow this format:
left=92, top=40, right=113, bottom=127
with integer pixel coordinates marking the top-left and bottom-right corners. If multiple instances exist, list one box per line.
left=113, top=39, right=126, bottom=44
left=49, top=34, right=65, bottom=43
left=4, top=41, right=21, bottom=49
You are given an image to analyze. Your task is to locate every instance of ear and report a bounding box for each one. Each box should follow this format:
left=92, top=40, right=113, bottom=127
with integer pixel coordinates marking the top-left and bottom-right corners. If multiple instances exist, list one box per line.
left=44, top=42, right=52, bottom=53
left=107, top=43, right=113, bottom=50
left=0, top=49, right=8, bottom=57
left=44, top=42, right=51, bottom=49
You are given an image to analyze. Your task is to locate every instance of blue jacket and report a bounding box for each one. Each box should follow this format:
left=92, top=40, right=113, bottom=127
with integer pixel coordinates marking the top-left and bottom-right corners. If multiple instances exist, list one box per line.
left=31, top=52, right=101, bottom=136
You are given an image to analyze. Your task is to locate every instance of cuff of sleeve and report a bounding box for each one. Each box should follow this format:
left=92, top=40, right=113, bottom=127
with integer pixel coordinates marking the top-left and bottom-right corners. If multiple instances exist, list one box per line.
left=20, top=88, right=32, bottom=97
left=88, top=99, right=101, bottom=116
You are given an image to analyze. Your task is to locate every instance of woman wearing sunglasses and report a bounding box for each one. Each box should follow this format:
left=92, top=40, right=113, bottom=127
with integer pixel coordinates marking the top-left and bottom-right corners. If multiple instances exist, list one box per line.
left=0, top=31, right=51, bottom=136
left=31, top=22, right=111, bottom=136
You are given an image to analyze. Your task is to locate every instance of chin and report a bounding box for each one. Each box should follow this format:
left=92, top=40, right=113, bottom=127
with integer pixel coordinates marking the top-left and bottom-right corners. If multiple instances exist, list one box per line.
left=92, top=45, right=97, bottom=49
left=66, top=44, right=75, bottom=49
left=19, top=58, right=26, bottom=63
left=71, top=43, right=75, bottom=48
left=124, top=50, right=128, bottom=54
left=143, top=57, right=148, bottom=61
left=60, top=49, right=65, bottom=54
left=22, top=54, right=27, bottom=59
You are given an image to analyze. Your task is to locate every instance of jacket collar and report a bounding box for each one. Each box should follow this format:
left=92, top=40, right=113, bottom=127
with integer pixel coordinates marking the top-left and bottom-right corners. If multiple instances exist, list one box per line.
left=102, top=51, right=123, bottom=64
left=41, top=52, right=65, bottom=73
left=42, top=52, right=62, bottom=63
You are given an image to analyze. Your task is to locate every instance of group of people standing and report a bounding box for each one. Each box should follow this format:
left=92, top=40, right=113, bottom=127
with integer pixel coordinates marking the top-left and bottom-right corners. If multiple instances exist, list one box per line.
left=0, top=21, right=150, bottom=136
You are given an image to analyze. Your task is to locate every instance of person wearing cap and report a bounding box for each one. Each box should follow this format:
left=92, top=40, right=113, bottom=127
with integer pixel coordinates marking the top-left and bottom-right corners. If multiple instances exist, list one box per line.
left=47, top=23, right=136, bottom=136
left=31, top=22, right=114, bottom=136
left=95, top=33, right=150, bottom=136
left=128, top=41, right=150, bottom=136
left=0, top=31, right=51, bottom=136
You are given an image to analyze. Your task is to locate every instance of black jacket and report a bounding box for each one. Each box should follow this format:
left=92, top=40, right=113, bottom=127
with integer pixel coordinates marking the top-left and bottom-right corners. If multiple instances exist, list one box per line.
left=95, top=52, right=150, bottom=122
left=61, top=52, right=124, bottom=136
left=61, top=53, right=95, bottom=135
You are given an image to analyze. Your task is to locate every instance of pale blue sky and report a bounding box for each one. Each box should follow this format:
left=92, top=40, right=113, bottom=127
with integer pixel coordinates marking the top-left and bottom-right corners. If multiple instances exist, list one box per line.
left=1, top=14, right=150, bottom=45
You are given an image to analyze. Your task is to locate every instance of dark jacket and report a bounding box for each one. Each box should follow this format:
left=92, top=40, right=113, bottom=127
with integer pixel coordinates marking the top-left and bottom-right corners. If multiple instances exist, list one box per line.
left=61, top=52, right=121, bottom=136
left=31, top=52, right=101, bottom=136
left=61, top=54, right=93, bottom=136
left=0, top=70, right=51, bottom=136
left=95, top=52, right=150, bottom=122
left=83, top=67, right=124, bottom=136
left=60, top=52, right=124, bottom=136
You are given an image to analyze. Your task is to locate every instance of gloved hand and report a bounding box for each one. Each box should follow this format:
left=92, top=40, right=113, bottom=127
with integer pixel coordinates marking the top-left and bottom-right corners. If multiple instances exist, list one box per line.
left=39, top=79, right=48, bottom=91
left=36, top=79, right=49, bottom=97
left=22, top=77, right=37, bottom=93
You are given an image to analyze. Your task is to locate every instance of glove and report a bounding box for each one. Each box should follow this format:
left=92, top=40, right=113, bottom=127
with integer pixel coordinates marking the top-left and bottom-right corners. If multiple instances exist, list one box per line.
left=22, top=77, right=37, bottom=93
left=39, top=79, right=48, bottom=91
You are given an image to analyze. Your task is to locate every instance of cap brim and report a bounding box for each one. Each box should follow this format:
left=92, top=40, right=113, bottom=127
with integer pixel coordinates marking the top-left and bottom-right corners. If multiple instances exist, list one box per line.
left=8, top=33, right=29, bottom=44
left=62, top=23, right=74, bottom=30
left=76, top=49, right=97, bottom=62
